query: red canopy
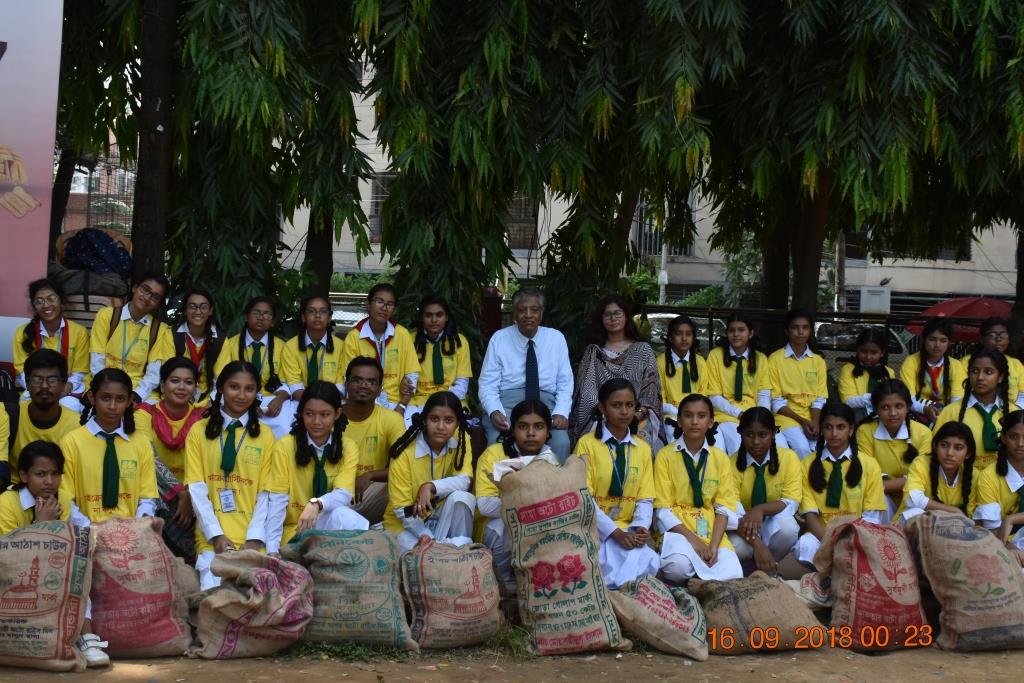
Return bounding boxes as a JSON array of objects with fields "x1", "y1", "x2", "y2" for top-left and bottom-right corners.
[{"x1": 904, "y1": 296, "x2": 1012, "y2": 342}]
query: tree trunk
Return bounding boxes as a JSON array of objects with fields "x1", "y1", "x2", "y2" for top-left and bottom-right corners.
[
  {"x1": 760, "y1": 223, "x2": 790, "y2": 309},
  {"x1": 49, "y1": 142, "x2": 78, "y2": 261},
  {"x1": 305, "y1": 210, "x2": 335, "y2": 293},
  {"x1": 1010, "y1": 227, "x2": 1024, "y2": 356},
  {"x1": 790, "y1": 169, "x2": 834, "y2": 311},
  {"x1": 131, "y1": 0, "x2": 178, "y2": 279}
]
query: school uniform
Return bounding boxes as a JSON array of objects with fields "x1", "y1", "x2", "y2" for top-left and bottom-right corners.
[
  {"x1": 8, "y1": 403, "x2": 80, "y2": 484},
  {"x1": 134, "y1": 403, "x2": 206, "y2": 483},
  {"x1": 0, "y1": 410, "x2": 6, "y2": 484},
  {"x1": 897, "y1": 455, "x2": 977, "y2": 522},
  {"x1": 658, "y1": 349, "x2": 708, "y2": 424},
  {"x1": 0, "y1": 487, "x2": 89, "y2": 535},
  {"x1": 974, "y1": 462, "x2": 1024, "y2": 549},
  {"x1": 281, "y1": 332, "x2": 346, "y2": 395},
  {"x1": 1005, "y1": 355, "x2": 1024, "y2": 409},
  {"x1": 796, "y1": 448, "x2": 887, "y2": 563},
  {"x1": 89, "y1": 305, "x2": 174, "y2": 400},
  {"x1": 341, "y1": 319, "x2": 420, "y2": 410},
  {"x1": 654, "y1": 438, "x2": 743, "y2": 582},
  {"x1": 898, "y1": 354, "x2": 966, "y2": 415},
  {"x1": 768, "y1": 344, "x2": 828, "y2": 459},
  {"x1": 58, "y1": 420, "x2": 159, "y2": 523},
  {"x1": 409, "y1": 333, "x2": 472, "y2": 420},
  {"x1": 837, "y1": 363, "x2": 897, "y2": 415},
  {"x1": 857, "y1": 419, "x2": 933, "y2": 516},
  {"x1": 727, "y1": 448, "x2": 802, "y2": 569},
  {"x1": 265, "y1": 434, "x2": 368, "y2": 554},
  {"x1": 704, "y1": 346, "x2": 771, "y2": 455},
  {"x1": 384, "y1": 433, "x2": 475, "y2": 552},
  {"x1": 214, "y1": 331, "x2": 293, "y2": 437},
  {"x1": 345, "y1": 404, "x2": 407, "y2": 524},
  {"x1": 575, "y1": 428, "x2": 660, "y2": 588},
  {"x1": 933, "y1": 397, "x2": 1018, "y2": 473},
  {"x1": 14, "y1": 317, "x2": 90, "y2": 410},
  {"x1": 185, "y1": 412, "x2": 276, "y2": 589},
  {"x1": 171, "y1": 323, "x2": 222, "y2": 399}
]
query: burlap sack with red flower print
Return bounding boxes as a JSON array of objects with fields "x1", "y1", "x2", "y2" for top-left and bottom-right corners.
[
  {"x1": 905, "y1": 511, "x2": 1024, "y2": 650},
  {"x1": 499, "y1": 456, "x2": 630, "y2": 655},
  {"x1": 814, "y1": 516, "x2": 927, "y2": 652}
]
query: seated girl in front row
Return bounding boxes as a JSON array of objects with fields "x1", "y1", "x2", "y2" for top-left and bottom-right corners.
[
  {"x1": 574, "y1": 378, "x2": 660, "y2": 589},
  {"x1": 655, "y1": 394, "x2": 743, "y2": 583},
  {"x1": 0, "y1": 442, "x2": 108, "y2": 667},
  {"x1": 796, "y1": 402, "x2": 887, "y2": 564},
  {"x1": 265, "y1": 381, "x2": 368, "y2": 554},
  {"x1": 384, "y1": 391, "x2": 475, "y2": 552},
  {"x1": 898, "y1": 422, "x2": 977, "y2": 522},
  {"x1": 974, "y1": 411, "x2": 1024, "y2": 565},
  {"x1": 727, "y1": 408, "x2": 802, "y2": 575},
  {"x1": 475, "y1": 399, "x2": 558, "y2": 592}
]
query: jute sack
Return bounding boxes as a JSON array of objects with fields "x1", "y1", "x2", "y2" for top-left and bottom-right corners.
[
  {"x1": 283, "y1": 530, "x2": 418, "y2": 651},
  {"x1": 906, "y1": 511, "x2": 1024, "y2": 650},
  {"x1": 401, "y1": 537, "x2": 503, "y2": 649},
  {"x1": 690, "y1": 571, "x2": 820, "y2": 654},
  {"x1": 610, "y1": 575, "x2": 708, "y2": 660},
  {"x1": 90, "y1": 517, "x2": 193, "y2": 657},
  {"x1": 0, "y1": 522, "x2": 93, "y2": 672},
  {"x1": 814, "y1": 517, "x2": 926, "y2": 651},
  {"x1": 499, "y1": 456, "x2": 630, "y2": 655},
  {"x1": 189, "y1": 551, "x2": 313, "y2": 659}
]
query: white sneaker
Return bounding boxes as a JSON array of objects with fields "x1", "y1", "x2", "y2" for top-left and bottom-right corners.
[{"x1": 76, "y1": 633, "x2": 110, "y2": 667}]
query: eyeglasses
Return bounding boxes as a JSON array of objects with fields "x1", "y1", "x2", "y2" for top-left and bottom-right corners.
[
  {"x1": 370, "y1": 298, "x2": 396, "y2": 310},
  {"x1": 136, "y1": 283, "x2": 163, "y2": 302},
  {"x1": 32, "y1": 294, "x2": 60, "y2": 308},
  {"x1": 305, "y1": 308, "x2": 330, "y2": 317},
  {"x1": 249, "y1": 310, "x2": 274, "y2": 320},
  {"x1": 986, "y1": 331, "x2": 1009, "y2": 340},
  {"x1": 347, "y1": 376, "x2": 381, "y2": 387},
  {"x1": 186, "y1": 303, "x2": 211, "y2": 312},
  {"x1": 28, "y1": 375, "x2": 63, "y2": 387},
  {"x1": 602, "y1": 310, "x2": 625, "y2": 320}
]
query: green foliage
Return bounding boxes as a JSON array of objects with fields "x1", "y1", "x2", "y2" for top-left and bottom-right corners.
[
  {"x1": 330, "y1": 267, "x2": 396, "y2": 293},
  {"x1": 721, "y1": 239, "x2": 762, "y2": 307},
  {"x1": 680, "y1": 285, "x2": 726, "y2": 308}
]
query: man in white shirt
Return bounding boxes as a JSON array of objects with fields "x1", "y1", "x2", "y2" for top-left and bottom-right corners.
[{"x1": 478, "y1": 287, "x2": 574, "y2": 461}]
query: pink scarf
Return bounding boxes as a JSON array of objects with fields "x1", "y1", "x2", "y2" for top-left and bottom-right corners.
[{"x1": 136, "y1": 402, "x2": 205, "y2": 450}]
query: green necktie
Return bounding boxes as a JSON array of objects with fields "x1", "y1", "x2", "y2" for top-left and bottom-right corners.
[
  {"x1": 733, "y1": 356, "x2": 744, "y2": 401},
  {"x1": 221, "y1": 420, "x2": 242, "y2": 481},
  {"x1": 250, "y1": 341, "x2": 264, "y2": 378},
  {"x1": 1018, "y1": 488, "x2": 1024, "y2": 514},
  {"x1": 973, "y1": 404, "x2": 1000, "y2": 452},
  {"x1": 607, "y1": 438, "x2": 627, "y2": 498},
  {"x1": 682, "y1": 448, "x2": 708, "y2": 507},
  {"x1": 101, "y1": 432, "x2": 120, "y2": 509},
  {"x1": 432, "y1": 337, "x2": 444, "y2": 385},
  {"x1": 867, "y1": 372, "x2": 878, "y2": 394},
  {"x1": 307, "y1": 342, "x2": 322, "y2": 384},
  {"x1": 682, "y1": 360, "x2": 692, "y2": 393},
  {"x1": 826, "y1": 458, "x2": 844, "y2": 508},
  {"x1": 312, "y1": 448, "x2": 329, "y2": 498},
  {"x1": 751, "y1": 463, "x2": 767, "y2": 507}
]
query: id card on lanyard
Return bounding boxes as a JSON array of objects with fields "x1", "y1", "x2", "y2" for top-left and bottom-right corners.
[
  {"x1": 121, "y1": 319, "x2": 146, "y2": 369},
  {"x1": 218, "y1": 430, "x2": 247, "y2": 513},
  {"x1": 690, "y1": 454, "x2": 710, "y2": 537}
]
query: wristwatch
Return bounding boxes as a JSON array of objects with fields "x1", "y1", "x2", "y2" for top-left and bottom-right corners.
[{"x1": 309, "y1": 497, "x2": 323, "y2": 511}]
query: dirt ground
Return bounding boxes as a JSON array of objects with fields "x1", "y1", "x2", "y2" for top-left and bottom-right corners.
[{"x1": 11, "y1": 647, "x2": 1024, "y2": 683}]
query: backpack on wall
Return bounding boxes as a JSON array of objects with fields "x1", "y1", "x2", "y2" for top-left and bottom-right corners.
[{"x1": 63, "y1": 227, "x2": 132, "y2": 279}]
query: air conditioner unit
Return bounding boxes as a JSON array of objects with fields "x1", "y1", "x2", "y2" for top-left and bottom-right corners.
[{"x1": 859, "y1": 286, "x2": 891, "y2": 315}]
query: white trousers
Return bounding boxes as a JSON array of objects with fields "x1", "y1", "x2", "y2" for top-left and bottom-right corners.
[
  {"x1": 659, "y1": 531, "x2": 743, "y2": 583},
  {"x1": 258, "y1": 395, "x2": 297, "y2": 438},
  {"x1": 397, "y1": 490, "x2": 476, "y2": 553},
  {"x1": 599, "y1": 537, "x2": 660, "y2": 589},
  {"x1": 779, "y1": 426, "x2": 814, "y2": 459},
  {"x1": 483, "y1": 517, "x2": 515, "y2": 591},
  {"x1": 716, "y1": 422, "x2": 741, "y2": 456},
  {"x1": 728, "y1": 515, "x2": 800, "y2": 570}
]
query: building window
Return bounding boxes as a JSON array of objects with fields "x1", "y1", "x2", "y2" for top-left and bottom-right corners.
[
  {"x1": 506, "y1": 193, "x2": 539, "y2": 250},
  {"x1": 368, "y1": 174, "x2": 394, "y2": 244},
  {"x1": 634, "y1": 204, "x2": 690, "y2": 257}
]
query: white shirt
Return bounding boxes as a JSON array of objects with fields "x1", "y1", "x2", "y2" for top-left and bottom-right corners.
[
  {"x1": 874, "y1": 421, "x2": 909, "y2": 441},
  {"x1": 176, "y1": 322, "x2": 219, "y2": 346},
  {"x1": 478, "y1": 325, "x2": 573, "y2": 418},
  {"x1": 783, "y1": 343, "x2": 813, "y2": 361}
]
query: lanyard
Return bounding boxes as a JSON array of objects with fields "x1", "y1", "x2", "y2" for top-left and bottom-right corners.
[
  {"x1": 36, "y1": 321, "x2": 68, "y2": 358},
  {"x1": 427, "y1": 447, "x2": 450, "y2": 481},
  {"x1": 218, "y1": 426, "x2": 248, "y2": 466},
  {"x1": 121, "y1": 318, "x2": 146, "y2": 368}
]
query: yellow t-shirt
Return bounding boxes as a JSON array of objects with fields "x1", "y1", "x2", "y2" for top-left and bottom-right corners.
[
  {"x1": 730, "y1": 447, "x2": 804, "y2": 510},
  {"x1": 856, "y1": 419, "x2": 933, "y2": 480},
  {"x1": 58, "y1": 425, "x2": 158, "y2": 523},
  {"x1": 268, "y1": 434, "x2": 360, "y2": 545},
  {"x1": 703, "y1": 347, "x2": 771, "y2": 424},
  {"x1": 1006, "y1": 356, "x2": 1024, "y2": 403},
  {"x1": 974, "y1": 463, "x2": 1022, "y2": 519},
  {"x1": 184, "y1": 417, "x2": 277, "y2": 552},
  {"x1": 798, "y1": 453, "x2": 887, "y2": 527},
  {"x1": 383, "y1": 434, "x2": 473, "y2": 534},
  {"x1": 898, "y1": 354, "x2": 967, "y2": 404},
  {"x1": 214, "y1": 333, "x2": 287, "y2": 391},
  {"x1": 13, "y1": 319, "x2": 91, "y2": 381},
  {"x1": 933, "y1": 400, "x2": 1019, "y2": 472},
  {"x1": 0, "y1": 409, "x2": 7, "y2": 479},
  {"x1": 341, "y1": 320, "x2": 420, "y2": 406},
  {"x1": 653, "y1": 441, "x2": 737, "y2": 549},
  {"x1": 345, "y1": 405, "x2": 408, "y2": 477},
  {"x1": 134, "y1": 404, "x2": 205, "y2": 483},
  {"x1": 9, "y1": 403, "x2": 81, "y2": 484},
  {"x1": 411, "y1": 333, "x2": 473, "y2": 406},
  {"x1": 281, "y1": 334, "x2": 346, "y2": 389},
  {"x1": 575, "y1": 431, "x2": 655, "y2": 529},
  {"x1": 89, "y1": 306, "x2": 174, "y2": 386},
  {"x1": 837, "y1": 363, "x2": 898, "y2": 404},
  {"x1": 0, "y1": 488, "x2": 75, "y2": 536},
  {"x1": 659, "y1": 351, "x2": 708, "y2": 420},
  {"x1": 474, "y1": 442, "x2": 510, "y2": 501},
  {"x1": 767, "y1": 347, "x2": 828, "y2": 430},
  {"x1": 897, "y1": 455, "x2": 977, "y2": 518}
]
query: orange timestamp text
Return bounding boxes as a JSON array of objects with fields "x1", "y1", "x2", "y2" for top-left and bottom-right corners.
[{"x1": 707, "y1": 624, "x2": 934, "y2": 651}]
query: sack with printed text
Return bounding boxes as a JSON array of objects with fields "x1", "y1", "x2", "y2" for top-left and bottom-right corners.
[
  {"x1": 0, "y1": 522, "x2": 93, "y2": 672},
  {"x1": 499, "y1": 456, "x2": 630, "y2": 655},
  {"x1": 610, "y1": 575, "x2": 708, "y2": 660}
]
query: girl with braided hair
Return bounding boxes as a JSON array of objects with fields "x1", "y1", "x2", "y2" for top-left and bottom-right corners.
[
  {"x1": 897, "y1": 422, "x2": 977, "y2": 523},
  {"x1": 974, "y1": 411, "x2": 1024, "y2": 567},
  {"x1": 899, "y1": 318, "x2": 967, "y2": 424}
]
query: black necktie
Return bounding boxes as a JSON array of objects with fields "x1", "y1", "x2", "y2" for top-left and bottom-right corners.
[{"x1": 525, "y1": 339, "x2": 540, "y2": 400}]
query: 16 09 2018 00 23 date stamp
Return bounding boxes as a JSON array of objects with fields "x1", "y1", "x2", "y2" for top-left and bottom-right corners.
[{"x1": 707, "y1": 624, "x2": 934, "y2": 651}]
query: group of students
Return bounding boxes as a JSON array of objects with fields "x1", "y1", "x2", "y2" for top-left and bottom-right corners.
[{"x1": 4, "y1": 272, "x2": 1024, "y2": 665}]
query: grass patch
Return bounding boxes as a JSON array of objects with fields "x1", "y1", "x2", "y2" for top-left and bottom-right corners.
[{"x1": 285, "y1": 640, "x2": 414, "y2": 662}]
